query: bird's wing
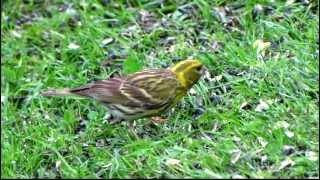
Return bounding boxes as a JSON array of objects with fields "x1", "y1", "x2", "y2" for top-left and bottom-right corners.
[
  {"x1": 123, "y1": 69, "x2": 180, "y2": 109},
  {"x1": 69, "y1": 69, "x2": 180, "y2": 109},
  {"x1": 69, "y1": 77, "x2": 138, "y2": 106}
]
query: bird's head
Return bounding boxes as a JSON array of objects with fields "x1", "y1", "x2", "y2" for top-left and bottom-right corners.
[{"x1": 170, "y1": 59, "x2": 205, "y2": 89}]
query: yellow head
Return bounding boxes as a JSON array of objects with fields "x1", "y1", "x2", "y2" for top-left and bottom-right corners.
[{"x1": 170, "y1": 59, "x2": 204, "y2": 89}]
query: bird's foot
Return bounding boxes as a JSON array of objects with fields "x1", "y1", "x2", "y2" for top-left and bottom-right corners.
[
  {"x1": 128, "y1": 121, "x2": 139, "y2": 139},
  {"x1": 150, "y1": 116, "x2": 167, "y2": 125}
]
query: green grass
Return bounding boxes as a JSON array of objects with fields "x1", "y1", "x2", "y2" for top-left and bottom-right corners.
[{"x1": 1, "y1": 0, "x2": 319, "y2": 178}]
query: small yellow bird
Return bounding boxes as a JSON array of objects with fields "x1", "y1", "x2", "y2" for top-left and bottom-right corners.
[{"x1": 42, "y1": 59, "x2": 204, "y2": 136}]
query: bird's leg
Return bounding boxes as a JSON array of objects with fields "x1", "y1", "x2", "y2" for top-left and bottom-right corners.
[
  {"x1": 128, "y1": 120, "x2": 139, "y2": 139},
  {"x1": 149, "y1": 116, "x2": 167, "y2": 125}
]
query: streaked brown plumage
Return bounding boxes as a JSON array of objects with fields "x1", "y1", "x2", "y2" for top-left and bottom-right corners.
[{"x1": 42, "y1": 59, "x2": 204, "y2": 137}]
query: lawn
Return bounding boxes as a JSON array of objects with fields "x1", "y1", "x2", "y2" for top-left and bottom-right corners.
[{"x1": 1, "y1": 0, "x2": 319, "y2": 178}]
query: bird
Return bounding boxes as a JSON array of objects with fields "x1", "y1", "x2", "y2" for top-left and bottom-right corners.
[{"x1": 42, "y1": 59, "x2": 205, "y2": 137}]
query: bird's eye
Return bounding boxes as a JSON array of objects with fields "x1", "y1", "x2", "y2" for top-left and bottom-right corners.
[{"x1": 196, "y1": 66, "x2": 202, "y2": 71}]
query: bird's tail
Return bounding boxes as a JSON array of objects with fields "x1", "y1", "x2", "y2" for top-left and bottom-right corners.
[{"x1": 41, "y1": 88, "x2": 74, "y2": 96}]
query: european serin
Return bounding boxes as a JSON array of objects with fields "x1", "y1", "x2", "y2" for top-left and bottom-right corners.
[{"x1": 42, "y1": 59, "x2": 204, "y2": 137}]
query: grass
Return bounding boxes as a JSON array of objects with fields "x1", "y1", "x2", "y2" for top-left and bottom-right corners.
[{"x1": 1, "y1": 0, "x2": 319, "y2": 178}]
